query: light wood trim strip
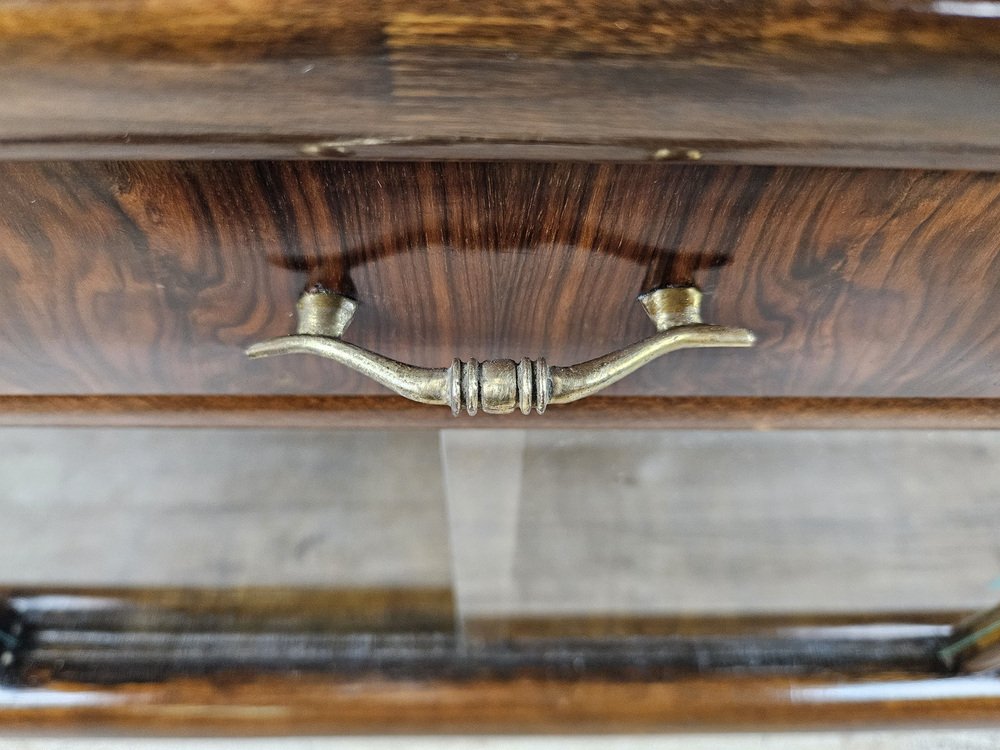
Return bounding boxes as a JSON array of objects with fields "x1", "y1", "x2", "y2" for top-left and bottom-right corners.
[{"x1": 0, "y1": 396, "x2": 997, "y2": 429}]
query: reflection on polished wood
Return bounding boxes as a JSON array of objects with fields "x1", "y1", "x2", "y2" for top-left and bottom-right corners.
[
  {"x1": 4, "y1": 587, "x2": 999, "y2": 734},
  {"x1": 1, "y1": 1, "x2": 1000, "y2": 167},
  {"x1": 16, "y1": 672, "x2": 1000, "y2": 734},
  {"x1": 1, "y1": 586, "x2": 456, "y2": 634},
  {"x1": 0, "y1": 162, "x2": 998, "y2": 403}
]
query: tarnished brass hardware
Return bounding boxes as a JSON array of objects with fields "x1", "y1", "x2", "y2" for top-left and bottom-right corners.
[
  {"x1": 246, "y1": 286, "x2": 755, "y2": 416},
  {"x1": 939, "y1": 602, "x2": 1000, "y2": 674}
]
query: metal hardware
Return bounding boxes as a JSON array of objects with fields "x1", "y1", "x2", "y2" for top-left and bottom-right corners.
[
  {"x1": 939, "y1": 602, "x2": 1000, "y2": 674},
  {"x1": 246, "y1": 286, "x2": 755, "y2": 416}
]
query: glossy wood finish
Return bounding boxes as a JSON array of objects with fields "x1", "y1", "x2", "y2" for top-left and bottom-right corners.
[
  {"x1": 0, "y1": 162, "x2": 998, "y2": 405},
  {"x1": 5, "y1": 587, "x2": 997, "y2": 734},
  {"x1": 0, "y1": 396, "x2": 999, "y2": 429},
  {"x1": 1, "y1": 2, "x2": 1000, "y2": 167},
  {"x1": 16, "y1": 673, "x2": 1000, "y2": 734},
  {"x1": 2, "y1": 587, "x2": 456, "y2": 634},
  {"x1": 8, "y1": 669, "x2": 1000, "y2": 735}
]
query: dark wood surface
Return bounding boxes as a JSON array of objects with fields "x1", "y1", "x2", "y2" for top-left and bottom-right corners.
[
  {"x1": 1, "y1": 1, "x2": 1000, "y2": 167},
  {"x1": 4, "y1": 586, "x2": 995, "y2": 734},
  {"x1": 1, "y1": 396, "x2": 999, "y2": 429},
  {"x1": 0, "y1": 161, "x2": 998, "y2": 405}
]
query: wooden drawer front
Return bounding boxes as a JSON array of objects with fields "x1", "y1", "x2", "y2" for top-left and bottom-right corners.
[{"x1": 0, "y1": 161, "x2": 997, "y2": 398}]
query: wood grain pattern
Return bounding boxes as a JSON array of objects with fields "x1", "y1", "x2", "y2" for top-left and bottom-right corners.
[
  {"x1": 0, "y1": 161, "x2": 997, "y2": 406},
  {"x1": 2, "y1": 587, "x2": 989, "y2": 734},
  {"x1": 0, "y1": 1, "x2": 1000, "y2": 167}
]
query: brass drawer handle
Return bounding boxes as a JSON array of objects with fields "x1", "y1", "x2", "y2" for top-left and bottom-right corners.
[{"x1": 246, "y1": 286, "x2": 755, "y2": 415}]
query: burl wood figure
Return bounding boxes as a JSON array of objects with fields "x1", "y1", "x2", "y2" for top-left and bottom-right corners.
[{"x1": 0, "y1": 0, "x2": 999, "y2": 737}]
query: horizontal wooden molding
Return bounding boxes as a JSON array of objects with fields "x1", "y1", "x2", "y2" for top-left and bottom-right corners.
[
  {"x1": 0, "y1": 396, "x2": 997, "y2": 429},
  {"x1": 1, "y1": 2, "x2": 999, "y2": 166}
]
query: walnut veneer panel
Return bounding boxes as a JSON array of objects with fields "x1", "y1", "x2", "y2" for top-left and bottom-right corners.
[
  {"x1": 1, "y1": 1, "x2": 1000, "y2": 167},
  {"x1": 0, "y1": 161, "x2": 997, "y2": 398}
]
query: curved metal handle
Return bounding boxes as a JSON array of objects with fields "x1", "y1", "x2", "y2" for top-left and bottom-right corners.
[{"x1": 246, "y1": 286, "x2": 755, "y2": 416}]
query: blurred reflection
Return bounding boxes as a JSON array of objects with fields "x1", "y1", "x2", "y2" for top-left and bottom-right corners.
[
  {"x1": 2, "y1": 428, "x2": 998, "y2": 633},
  {"x1": 443, "y1": 431, "x2": 1000, "y2": 628},
  {"x1": 0, "y1": 429, "x2": 450, "y2": 588}
]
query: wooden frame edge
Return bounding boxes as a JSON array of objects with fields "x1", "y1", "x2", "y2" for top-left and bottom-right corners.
[{"x1": 0, "y1": 396, "x2": 996, "y2": 429}]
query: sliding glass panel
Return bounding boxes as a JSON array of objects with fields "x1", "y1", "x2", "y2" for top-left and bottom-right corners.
[
  {"x1": 442, "y1": 430, "x2": 1000, "y2": 634},
  {"x1": 0, "y1": 428, "x2": 451, "y2": 590},
  {"x1": 5, "y1": 427, "x2": 998, "y2": 637}
]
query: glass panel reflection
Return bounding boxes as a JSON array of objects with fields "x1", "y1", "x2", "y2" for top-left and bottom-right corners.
[
  {"x1": 0, "y1": 429, "x2": 450, "y2": 589},
  {"x1": 443, "y1": 430, "x2": 1000, "y2": 627}
]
